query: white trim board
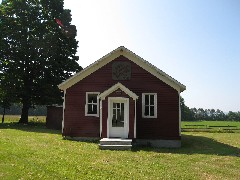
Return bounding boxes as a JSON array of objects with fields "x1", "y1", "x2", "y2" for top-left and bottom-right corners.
[
  {"x1": 58, "y1": 46, "x2": 186, "y2": 93},
  {"x1": 62, "y1": 90, "x2": 66, "y2": 134},
  {"x1": 142, "y1": 93, "x2": 157, "y2": 118},
  {"x1": 98, "y1": 82, "x2": 138, "y2": 101},
  {"x1": 85, "y1": 92, "x2": 100, "y2": 117}
]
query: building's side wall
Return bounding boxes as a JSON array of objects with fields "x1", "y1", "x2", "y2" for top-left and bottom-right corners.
[
  {"x1": 63, "y1": 55, "x2": 179, "y2": 139},
  {"x1": 46, "y1": 106, "x2": 63, "y2": 130},
  {"x1": 63, "y1": 87, "x2": 100, "y2": 137}
]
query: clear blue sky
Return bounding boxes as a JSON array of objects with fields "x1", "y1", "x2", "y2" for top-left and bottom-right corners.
[{"x1": 64, "y1": 0, "x2": 240, "y2": 112}]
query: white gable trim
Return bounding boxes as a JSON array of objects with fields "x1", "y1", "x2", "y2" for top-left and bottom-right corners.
[
  {"x1": 98, "y1": 82, "x2": 138, "y2": 100},
  {"x1": 58, "y1": 48, "x2": 122, "y2": 90},
  {"x1": 122, "y1": 49, "x2": 185, "y2": 93},
  {"x1": 58, "y1": 46, "x2": 186, "y2": 92}
]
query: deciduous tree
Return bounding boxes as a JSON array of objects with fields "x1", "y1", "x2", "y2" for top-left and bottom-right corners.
[{"x1": 0, "y1": 0, "x2": 81, "y2": 123}]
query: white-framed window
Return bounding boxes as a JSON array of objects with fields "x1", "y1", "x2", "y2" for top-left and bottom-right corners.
[
  {"x1": 85, "y1": 92, "x2": 100, "y2": 117},
  {"x1": 142, "y1": 93, "x2": 157, "y2": 118}
]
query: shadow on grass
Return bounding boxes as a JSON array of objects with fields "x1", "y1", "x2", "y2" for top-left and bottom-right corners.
[
  {"x1": 132, "y1": 134, "x2": 240, "y2": 157},
  {"x1": 1, "y1": 123, "x2": 239, "y2": 156},
  {"x1": 62, "y1": 137, "x2": 100, "y2": 144},
  {"x1": 0, "y1": 122, "x2": 61, "y2": 135}
]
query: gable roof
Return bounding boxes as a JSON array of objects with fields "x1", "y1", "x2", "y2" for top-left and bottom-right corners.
[
  {"x1": 98, "y1": 82, "x2": 138, "y2": 100},
  {"x1": 58, "y1": 46, "x2": 186, "y2": 93}
]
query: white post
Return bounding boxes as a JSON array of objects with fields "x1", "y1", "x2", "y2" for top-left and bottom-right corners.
[
  {"x1": 179, "y1": 93, "x2": 181, "y2": 136},
  {"x1": 62, "y1": 90, "x2": 66, "y2": 134}
]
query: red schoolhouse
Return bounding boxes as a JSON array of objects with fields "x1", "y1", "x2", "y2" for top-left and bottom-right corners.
[{"x1": 58, "y1": 46, "x2": 186, "y2": 147}]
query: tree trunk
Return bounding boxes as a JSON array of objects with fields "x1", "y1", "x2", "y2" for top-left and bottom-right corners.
[
  {"x1": 19, "y1": 98, "x2": 30, "y2": 124},
  {"x1": 2, "y1": 107, "x2": 5, "y2": 124}
]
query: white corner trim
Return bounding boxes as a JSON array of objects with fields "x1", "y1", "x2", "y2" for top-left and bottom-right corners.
[
  {"x1": 58, "y1": 46, "x2": 186, "y2": 92},
  {"x1": 107, "y1": 98, "x2": 110, "y2": 138},
  {"x1": 85, "y1": 92, "x2": 100, "y2": 117},
  {"x1": 62, "y1": 90, "x2": 66, "y2": 134},
  {"x1": 58, "y1": 48, "x2": 122, "y2": 90},
  {"x1": 134, "y1": 100, "x2": 136, "y2": 138},
  {"x1": 98, "y1": 82, "x2": 138, "y2": 100},
  {"x1": 100, "y1": 99, "x2": 102, "y2": 137},
  {"x1": 179, "y1": 93, "x2": 181, "y2": 136},
  {"x1": 123, "y1": 51, "x2": 185, "y2": 93}
]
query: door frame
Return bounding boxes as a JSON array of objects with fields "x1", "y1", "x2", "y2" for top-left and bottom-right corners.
[{"x1": 107, "y1": 97, "x2": 129, "y2": 138}]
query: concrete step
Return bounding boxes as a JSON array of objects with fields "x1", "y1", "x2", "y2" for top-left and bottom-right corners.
[
  {"x1": 99, "y1": 138, "x2": 132, "y2": 150},
  {"x1": 100, "y1": 138, "x2": 132, "y2": 145},
  {"x1": 99, "y1": 144, "x2": 132, "y2": 150}
]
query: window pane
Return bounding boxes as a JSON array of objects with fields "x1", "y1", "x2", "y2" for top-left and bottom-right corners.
[
  {"x1": 145, "y1": 95, "x2": 149, "y2": 105},
  {"x1": 113, "y1": 103, "x2": 116, "y2": 108},
  {"x1": 144, "y1": 106, "x2": 149, "y2": 116},
  {"x1": 150, "y1": 95, "x2": 154, "y2": 105},
  {"x1": 88, "y1": 104, "x2": 97, "y2": 114},
  {"x1": 112, "y1": 103, "x2": 124, "y2": 127},
  {"x1": 88, "y1": 94, "x2": 97, "y2": 103},
  {"x1": 121, "y1": 103, "x2": 124, "y2": 114},
  {"x1": 117, "y1": 109, "x2": 120, "y2": 120},
  {"x1": 150, "y1": 106, "x2": 155, "y2": 116},
  {"x1": 92, "y1": 104, "x2": 97, "y2": 114},
  {"x1": 112, "y1": 112, "x2": 117, "y2": 127},
  {"x1": 117, "y1": 103, "x2": 120, "y2": 108},
  {"x1": 121, "y1": 103, "x2": 124, "y2": 123},
  {"x1": 88, "y1": 104, "x2": 93, "y2": 114}
]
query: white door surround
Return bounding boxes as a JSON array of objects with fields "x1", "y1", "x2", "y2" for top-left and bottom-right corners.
[
  {"x1": 108, "y1": 97, "x2": 129, "y2": 138},
  {"x1": 98, "y1": 82, "x2": 138, "y2": 139}
]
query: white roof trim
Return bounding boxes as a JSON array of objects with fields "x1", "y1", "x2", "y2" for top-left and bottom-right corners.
[
  {"x1": 58, "y1": 46, "x2": 186, "y2": 92},
  {"x1": 98, "y1": 82, "x2": 138, "y2": 100}
]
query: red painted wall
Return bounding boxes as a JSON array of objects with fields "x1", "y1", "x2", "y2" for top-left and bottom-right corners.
[{"x1": 63, "y1": 55, "x2": 180, "y2": 139}]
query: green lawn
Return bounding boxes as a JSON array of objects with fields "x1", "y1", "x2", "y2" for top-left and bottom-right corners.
[
  {"x1": 182, "y1": 121, "x2": 240, "y2": 132},
  {"x1": 0, "y1": 122, "x2": 239, "y2": 179},
  {"x1": 1, "y1": 115, "x2": 46, "y2": 123},
  {"x1": 182, "y1": 120, "x2": 240, "y2": 127}
]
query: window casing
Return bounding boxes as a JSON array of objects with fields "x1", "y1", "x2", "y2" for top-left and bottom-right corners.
[
  {"x1": 142, "y1": 93, "x2": 157, "y2": 118},
  {"x1": 85, "y1": 92, "x2": 100, "y2": 117}
]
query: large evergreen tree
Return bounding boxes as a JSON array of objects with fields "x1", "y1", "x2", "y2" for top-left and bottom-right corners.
[{"x1": 0, "y1": 0, "x2": 81, "y2": 123}]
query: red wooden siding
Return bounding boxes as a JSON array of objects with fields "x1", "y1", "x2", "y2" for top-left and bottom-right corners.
[
  {"x1": 63, "y1": 55, "x2": 180, "y2": 139},
  {"x1": 128, "y1": 99, "x2": 135, "y2": 139},
  {"x1": 101, "y1": 98, "x2": 107, "y2": 137}
]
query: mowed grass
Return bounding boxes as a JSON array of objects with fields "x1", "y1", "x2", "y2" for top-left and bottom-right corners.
[
  {"x1": 1, "y1": 115, "x2": 46, "y2": 124},
  {"x1": 182, "y1": 121, "x2": 240, "y2": 127},
  {"x1": 182, "y1": 121, "x2": 240, "y2": 133},
  {"x1": 0, "y1": 122, "x2": 240, "y2": 179}
]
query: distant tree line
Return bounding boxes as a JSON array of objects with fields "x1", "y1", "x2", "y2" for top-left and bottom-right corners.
[
  {"x1": 180, "y1": 97, "x2": 240, "y2": 121},
  {"x1": 1, "y1": 97, "x2": 239, "y2": 121},
  {"x1": 0, "y1": 104, "x2": 46, "y2": 116}
]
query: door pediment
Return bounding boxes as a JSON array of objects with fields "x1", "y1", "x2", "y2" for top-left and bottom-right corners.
[{"x1": 98, "y1": 82, "x2": 138, "y2": 100}]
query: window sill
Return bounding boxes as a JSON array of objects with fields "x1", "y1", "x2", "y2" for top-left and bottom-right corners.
[
  {"x1": 85, "y1": 114, "x2": 99, "y2": 117},
  {"x1": 142, "y1": 116, "x2": 157, "y2": 119}
]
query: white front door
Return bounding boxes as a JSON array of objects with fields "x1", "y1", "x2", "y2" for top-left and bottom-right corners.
[{"x1": 109, "y1": 98, "x2": 129, "y2": 138}]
